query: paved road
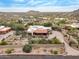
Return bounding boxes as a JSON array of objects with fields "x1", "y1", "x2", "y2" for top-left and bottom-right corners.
[
  {"x1": 0, "y1": 55, "x2": 79, "y2": 59},
  {"x1": 48, "y1": 31, "x2": 79, "y2": 56}
]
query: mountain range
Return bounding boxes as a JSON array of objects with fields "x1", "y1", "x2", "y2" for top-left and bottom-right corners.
[{"x1": 0, "y1": 9, "x2": 79, "y2": 20}]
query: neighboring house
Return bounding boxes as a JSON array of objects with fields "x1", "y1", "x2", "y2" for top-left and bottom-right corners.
[
  {"x1": 34, "y1": 17, "x2": 49, "y2": 23},
  {"x1": 54, "y1": 18, "x2": 68, "y2": 23},
  {"x1": 18, "y1": 17, "x2": 49, "y2": 25},
  {"x1": 27, "y1": 25, "x2": 52, "y2": 36},
  {"x1": 71, "y1": 23, "x2": 79, "y2": 28},
  {"x1": 54, "y1": 18, "x2": 67, "y2": 20},
  {"x1": 70, "y1": 20, "x2": 78, "y2": 23},
  {"x1": 18, "y1": 17, "x2": 36, "y2": 23},
  {"x1": 0, "y1": 26, "x2": 11, "y2": 34},
  {"x1": 65, "y1": 23, "x2": 79, "y2": 29},
  {"x1": 0, "y1": 26, "x2": 16, "y2": 40}
]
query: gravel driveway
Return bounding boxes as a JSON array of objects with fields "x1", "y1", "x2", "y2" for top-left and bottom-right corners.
[{"x1": 48, "y1": 31, "x2": 79, "y2": 56}]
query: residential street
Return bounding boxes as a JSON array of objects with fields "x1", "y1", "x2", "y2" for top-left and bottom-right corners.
[{"x1": 48, "y1": 31, "x2": 79, "y2": 56}]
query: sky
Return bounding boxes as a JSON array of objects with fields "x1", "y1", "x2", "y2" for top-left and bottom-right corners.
[{"x1": 0, "y1": 0, "x2": 79, "y2": 12}]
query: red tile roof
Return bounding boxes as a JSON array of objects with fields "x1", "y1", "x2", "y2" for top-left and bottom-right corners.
[
  {"x1": 33, "y1": 28, "x2": 48, "y2": 34},
  {"x1": 0, "y1": 27, "x2": 11, "y2": 32}
]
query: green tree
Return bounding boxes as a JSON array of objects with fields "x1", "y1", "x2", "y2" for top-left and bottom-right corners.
[
  {"x1": 4, "y1": 21, "x2": 25, "y2": 31},
  {"x1": 23, "y1": 44, "x2": 32, "y2": 53},
  {"x1": 0, "y1": 40, "x2": 8, "y2": 45},
  {"x1": 29, "y1": 39, "x2": 37, "y2": 44},
  {"x1": 38, "y1": 39, "x2": 48, "y2": 44},
  {"x1": 42, "y1": 22, "x2": 52, "y2": 27},
  {"x1": 51, "y1": 37, "x2": 62, "y2": 44},
  {"x1": 12, "y1": 24, "x2": 25, "y2": 30}
]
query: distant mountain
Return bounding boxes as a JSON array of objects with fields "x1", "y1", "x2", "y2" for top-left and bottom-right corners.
[
  {"x1": 25, "y1": 10, "x2": 41, "y2": 16},
  {"x1": 66, "y1": 9, "x2": 79, "y2": 20},
  {"x1": 27, "y1": 10, "x2": 40, "y2": 13},
  {"x1": 73, "y1": 9, "x2": 79, "y2": 13},
  {"x1": 0, "y1": 9, "x2": 79, "y2": 20}
]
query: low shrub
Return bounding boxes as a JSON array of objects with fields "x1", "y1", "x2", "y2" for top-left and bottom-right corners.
[{"x1": 23, "y1": 44, "x2": 32, "y2": 53}]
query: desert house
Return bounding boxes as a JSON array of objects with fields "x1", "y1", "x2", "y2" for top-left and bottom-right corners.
[
  {"x1": 0, "y1": 26, "x2": 15, "y2": 40},
  {"x1": 27, "y1": 25, "x2": 52, "y2": 36}
]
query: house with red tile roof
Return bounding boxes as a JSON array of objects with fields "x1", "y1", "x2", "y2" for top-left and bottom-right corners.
[
  {"x1": 27, "y1": 25, "x2": 51, "y2": 36},
  {"x1": 0, "y1": 26, "x2": 15, "y2": 40}
]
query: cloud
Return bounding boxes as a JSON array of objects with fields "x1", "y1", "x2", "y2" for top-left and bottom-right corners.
[
  {"x1": 13, "y1": 0, "x2": 25, "y2": 2},
  {"x1": 0, "y1": 0, "x2": 79, "y2": 12},
  {"x1": 0, "y1": 5, "x2": 78, "y2": 12}
]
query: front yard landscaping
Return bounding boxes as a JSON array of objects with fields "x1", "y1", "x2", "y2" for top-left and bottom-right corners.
[{"x1": 29, "y1": 37, "x2": 62, "y2": 44}]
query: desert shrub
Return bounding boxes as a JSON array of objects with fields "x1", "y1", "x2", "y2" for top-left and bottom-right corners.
[
  {"x1": 5, "y1": 48, "x2": 14, "y2": 54},
  {"x1": 53, "y1": 50, "x2": 58, "y2": 55},
  {"x1": 23, "y1": 44, "x2": 32, "y2": 53},
  {"x1": 0, "y1": 40, "x2": 8, "y2": 45}
]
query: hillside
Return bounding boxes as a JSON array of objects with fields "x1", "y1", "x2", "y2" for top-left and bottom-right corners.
[{"x1": 0, "y1": 9, "x2": 79, "y2": 20}]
